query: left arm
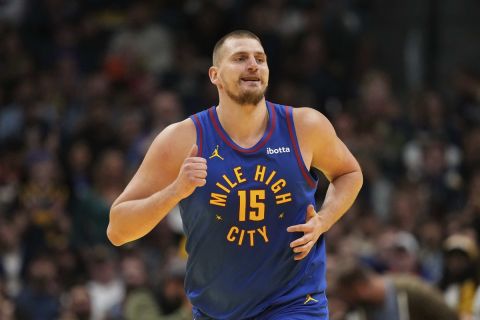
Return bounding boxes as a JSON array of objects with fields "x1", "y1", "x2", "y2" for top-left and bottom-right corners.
[{"x1": 287, "y1": 107, "x2": 363, "y2": 260}]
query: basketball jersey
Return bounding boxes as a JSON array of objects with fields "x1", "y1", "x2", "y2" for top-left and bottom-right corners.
[{"x1": 179, "y1": 101, "x2": 327, "y2": 319}]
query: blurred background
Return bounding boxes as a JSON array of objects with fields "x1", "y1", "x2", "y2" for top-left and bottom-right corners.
[{"x1": 1, "y1": 0, "x2": 480, "y2": 319}]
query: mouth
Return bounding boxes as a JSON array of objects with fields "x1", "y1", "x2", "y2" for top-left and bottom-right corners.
[{"x1": 240, "y1": 76, "x2": 261, "y2": 85}]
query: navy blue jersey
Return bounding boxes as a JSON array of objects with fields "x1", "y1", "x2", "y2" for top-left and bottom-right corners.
[{"x1": 179, "y1": 101, "x2": 326, "y2": 319}]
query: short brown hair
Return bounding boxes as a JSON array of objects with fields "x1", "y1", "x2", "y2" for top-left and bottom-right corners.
[
  {"x1": 212, "y1": 30, "x2": 262, "y2": 66},
  {"x1": 335, "y1": 259, "x2": 372, "y2": 288}
]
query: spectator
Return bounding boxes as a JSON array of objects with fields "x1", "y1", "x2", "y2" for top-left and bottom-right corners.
[
  {"x1": 71, "y1": 149, "x2": 126, "y2": 248},
  {"x1": 1, "y1": 1, "x2": 480, "y2": 318},
  {"x1": 333, "y1": 258, "x2": 458, "y2": 320},
  {"x1": 120, "y1": 253, "x2": 161, "y2": 320},
  {"x1": 60, "y1": 284, "x2": 91, "y2": 320},
  {"x1": 15, "y1": 255, "x2": 61, "y2": 320},
  {"x1": 417, "y1": 220, "x2": 445, "y2": 284},
  {"x1": 157, "y1": 258, "x2": 192, "y2": 320},
  {"x1": 441, "y1": 234, "x2": 480, "y2": 319},
  {"x1": 0, "y1": 218, "x2": 25, "y2": 297},
  {"x1": 107, "y1": 1, "x2": 173, "y2": 78},
  {"x1": 86, "y1": 246, "x2": 125, "y2": 320},
  {"x1": 0, "y1": 275, "x2": 15, "y2": 320}
]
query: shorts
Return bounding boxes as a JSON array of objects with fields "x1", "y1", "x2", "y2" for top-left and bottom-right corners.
[{"x1": 193, "y1": 291, "x2": 329, "y2": 320}]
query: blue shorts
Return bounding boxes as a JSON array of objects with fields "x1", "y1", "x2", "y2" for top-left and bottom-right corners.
[{"x1": 193, "y1": 291, "x2": 328, "y2": 320}]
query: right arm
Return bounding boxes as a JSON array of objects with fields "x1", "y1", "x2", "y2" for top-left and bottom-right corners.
[{"x1": 107, "y1": 119, "x2": 206, "y2": 246}]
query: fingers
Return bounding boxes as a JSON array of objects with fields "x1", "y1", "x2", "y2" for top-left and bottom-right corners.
[
  {"x1": 190, "y1": 177, "x2": 207, "y2": 187},
  {"x1": 189, "y1": 144, "x2": 198, "y2": 157},
  {"x1": 184, "y1": 156, "x2": 207, "y2": 164},
  {"x1": 287, "y1": 223, "x2": 313, "y2": 233},
  {"x1": 183, "y1": 161, "x2": 207, "y2": 171},
  {"x1": 289, "y1": 233, "x2": 313, "y2": 248},
  {"x1": 286, "y1": 205, "x2": 316, "y2": 233},
  {"x1": 294, "y1": 251, "x2": 310, "y2": 261},
  {"x1": 290, "y1": 236, "x2": 314, "y2": 261},
  {"x1": 288, "y1": 224, "x2": 313, "y2": 259},
  {"x1": 306, "y1": 204, "x2": 316, "y2": 220},
  {"x1": 184, "y1": 145, "x2": 207, "y2": 166},
  {"x1": 183, "y1": 161, "x2": 207, "y2": 187},
  {"x1": 198, "y1": 179, "x2": 207, "y2": 186},
  {"x1": 175, "y1": 145, "x2": 208, "y2": 198},
  {"x1": 188, "y1": 170, "x2": 207, "y2": 186},
  {"x1": 292, "y1": 240, "x2": 313, "y2": 253},
  {"x1": 287, "y1": 203, "x2": 319, "y2": 260},
  {"x1": 186, "y1": 144, "x2": 207, "y2": 163}
]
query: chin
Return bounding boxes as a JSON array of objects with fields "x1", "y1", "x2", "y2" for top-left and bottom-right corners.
[
  {"x1": 226, "y1": 88, "x2": 266, "y2": 106},
  {"x1": 238, "y1": 93, "x2": 264, "y2": 105}
]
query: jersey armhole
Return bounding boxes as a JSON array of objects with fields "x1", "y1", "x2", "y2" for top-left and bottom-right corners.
[
  {"x1": 285, "y1": 106, "x2": 318, "y2": 189},
  {"x1": 190, "y1": 114, "x2": 203, "y2": 157}
]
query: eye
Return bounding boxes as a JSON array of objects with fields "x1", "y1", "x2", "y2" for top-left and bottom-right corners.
[{"x1": 235, "y1": 56, "x2": 246, "y2": 62}]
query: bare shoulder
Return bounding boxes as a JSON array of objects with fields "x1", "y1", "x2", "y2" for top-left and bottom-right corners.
[
  {"x1": 150, "y1": 118, "x2": 197, "y2": 159},
  {"x1": 291, "y1": 107, "x2": 336, "y2": 147},
  {"x1": 291, "y1": 107, "x2": 360, "y2": 180},
  {"x1": 112, "y1": 118, "x2": 196, "y2": 205}
]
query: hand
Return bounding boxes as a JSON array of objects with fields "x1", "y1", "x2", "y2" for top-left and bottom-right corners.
[
  {"x1": 287, "y1": 204, "x2": 325, "y2": 260},
  {"x1": 173, "y1": 144, "x2": 207, "y2": 200}
]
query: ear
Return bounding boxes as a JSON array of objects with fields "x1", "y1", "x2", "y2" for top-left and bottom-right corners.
[{"x1": 209, "y1": 66, "x2": 221, "y2": 87}]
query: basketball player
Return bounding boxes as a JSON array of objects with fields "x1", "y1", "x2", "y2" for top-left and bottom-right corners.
[{"x1": 107, "y1": 30, "x2": 363, "y2": 319}]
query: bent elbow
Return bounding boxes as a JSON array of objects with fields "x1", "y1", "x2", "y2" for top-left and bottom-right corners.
[
  {"x1": 107, "y1": 208, "x2": 126, "y2": 246},
  {"x1": 356, "y1": 165, "x2": 364, "y2": 190},
  {"x1": 106, "y1": 225, "x2": 125, "y2": 246}
]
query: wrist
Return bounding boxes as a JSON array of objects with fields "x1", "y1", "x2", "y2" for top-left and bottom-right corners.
[
  {"x1": 316, "y1": 211, "x2": 332, "y2": 233},
  {"x1": 164, "y1": 181, "x2": 185, "y2": 203}
]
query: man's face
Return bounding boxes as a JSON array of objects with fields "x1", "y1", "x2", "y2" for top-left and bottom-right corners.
[
  {"x1": 211, "y1": 37, "x2": 269, "y2": 105},
  {"x1": 339, "y1": 282, "x2": 367, "y2": 306},
  {"x1": 445, "y1": 250, "x2": 471, "y2": 280}
]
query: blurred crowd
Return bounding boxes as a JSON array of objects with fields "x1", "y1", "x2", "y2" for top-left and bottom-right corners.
[{"x1": 1, "y1": 0, "x2": 480, "y2": 319}]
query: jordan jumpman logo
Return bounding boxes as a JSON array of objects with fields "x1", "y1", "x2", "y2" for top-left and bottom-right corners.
[
  {"x1": 304, "y1": 294, "x2": 319, "y2": 304},
  {"x1": 209, "y1": 145, "x2": 224, "y2": 160}
]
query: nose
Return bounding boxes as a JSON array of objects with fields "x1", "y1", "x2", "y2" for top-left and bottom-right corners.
[{"x1": 246, "y1": 56, "x2": 259, "y2": 71}]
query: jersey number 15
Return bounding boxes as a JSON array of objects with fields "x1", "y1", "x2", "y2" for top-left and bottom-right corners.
[{"x1": 237, "y1": 190, "x2": 265, "y2": 222}]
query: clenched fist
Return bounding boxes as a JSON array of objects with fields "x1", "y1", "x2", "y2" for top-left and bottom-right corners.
[{"x1": 173, "y1": 144, "x2": 207, "y2": 200}]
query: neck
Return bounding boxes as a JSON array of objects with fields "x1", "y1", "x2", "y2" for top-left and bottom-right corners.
[{"x1": 216, "y1": 97, "x2": 268, "y2": 148}]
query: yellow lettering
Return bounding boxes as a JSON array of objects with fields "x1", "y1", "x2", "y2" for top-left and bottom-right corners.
[
  {"x1": 226, "y1": 226, "x2": 269, "y2": 247},
  {"x1": 249, "y1": 190, "x2": 265, "y2": 221},
  {"x1": 271, "y1": 179, "x2": 286, "y2": 193},
  {"x1": 254, "y1": 165, "x2": 266, "y2": 182},
  {"x1": 247, "y1": 230, "x2": 255, "y2": 247},
  {"x1": 223, "y1": 175, "x2": 238, "y2": 189},
  {"x1": 257, "y1": 226, "x2": 269, "y2": 243},
  {"x1": 265, "y1": 170, "x2": 277, "y2": 185},
  {"x1": 227, "y1": 226, "x2": 239, "y2": 242},
  {"x1": 238, "y1": 190, "x2": 247, "y2": 221},
  {"x1": 216, "y1": 182, "x2": 230, "y2": 194},
  {"x1": 238, "y1": 229, "x2": 245, "y2": 245},
  {"x1": 234, "y1": 167, "x2": 246, "y2": 183},
  {"x1": 275, "y1": 193, "x2": 292, "y2": 204},
  {"x1": 210, "y1": 193, "x2": 227, "y2": 207}
]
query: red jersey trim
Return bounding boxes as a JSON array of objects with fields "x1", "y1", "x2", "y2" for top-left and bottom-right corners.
[
  {"x1": 192, "y1": 114, "x2": 203, "y2": 156},
  {"x1": 285, "y1": 106, "x2": 317, "y2": 189},
  {"x1": 208, "y1": 101, "x2": 277, "y2": 154}
]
